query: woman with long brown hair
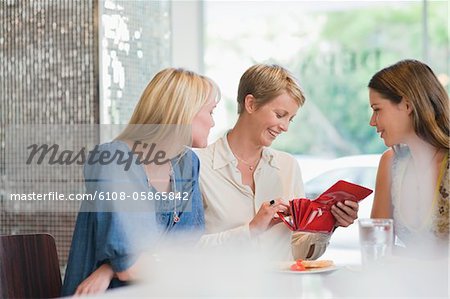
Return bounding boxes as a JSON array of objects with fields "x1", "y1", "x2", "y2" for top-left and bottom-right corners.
[{"x1": 369, "y1": 59, "x2": 449, "y2": 251}]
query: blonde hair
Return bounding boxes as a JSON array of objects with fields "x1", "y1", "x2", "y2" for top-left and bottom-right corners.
[
  {"x1": 116, "y1": 68, "x2": 219, "y2": 146},
  {"x1": 237, "y1": 64, "x2": 305, "y2": 114},
  {"x1": 368, "y1": 59, "x2": 449, "y2": 150}
]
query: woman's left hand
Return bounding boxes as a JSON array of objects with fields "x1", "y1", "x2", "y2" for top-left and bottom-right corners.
[{"x1": 331, "y1": 200, "x2": 359, "y2": 227}]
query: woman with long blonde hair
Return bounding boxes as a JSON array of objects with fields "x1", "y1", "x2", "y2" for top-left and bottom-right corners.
[{"x1": 63, "y1": 68, "x2": 219, "y2": 295}]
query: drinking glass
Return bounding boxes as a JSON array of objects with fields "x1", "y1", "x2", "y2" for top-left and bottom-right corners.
[{"x1": 358, "y1": 218, "x2": 394, "y2": 266}]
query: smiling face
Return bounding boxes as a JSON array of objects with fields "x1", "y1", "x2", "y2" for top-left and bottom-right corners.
[
  {"x1": 247, "y1": 91, "x2": 299, "y2": 147},
  {"x1": 369, "y1": 88, "x2": 414, "y2": 147},
  {"x1": 191, "y1": 93, "x2": 217, "y2": 148}
]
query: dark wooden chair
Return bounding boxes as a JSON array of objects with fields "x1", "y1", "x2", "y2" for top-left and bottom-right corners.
[{"x1": 0, "y1": 234, "x2": 62, "y2": 298}]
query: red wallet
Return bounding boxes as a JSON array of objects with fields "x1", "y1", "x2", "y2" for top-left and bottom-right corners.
[{"x1": 278, "y1": 180, "x2": 373, "y2": 233}]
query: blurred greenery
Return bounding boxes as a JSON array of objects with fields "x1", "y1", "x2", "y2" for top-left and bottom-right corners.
[
  {"x1": 206, "y1": 1, "x2": 449, "y2": 157},
  {"x1": 272, "y1": 2, "x2": 448, "y2": 156}
]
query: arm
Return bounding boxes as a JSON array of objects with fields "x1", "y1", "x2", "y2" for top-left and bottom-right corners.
[
  {"x1": 71, "y1": 211, "x2": 149, "y2": 295},
  {"x1": 74, "y1": 264, "x2": 114, "y2": 296},
  {"x1": 198, "y1": 199, "x2": 289, "y2": 247},
  {"x1": 74, "y1": 259, "x2": 142, "y2": 296},
  {"x1": 198, "y1": 225, "x2": 252, "y2": 247},
  {"x1": 371, "y1": 149, "x2": 394, "y2": 218},
  {"x1": 78, "y1": 143, "x2": 158, "y2": 294},
  {"x1": 71, "y1": 209, "x2": 157, "y2": 294}
]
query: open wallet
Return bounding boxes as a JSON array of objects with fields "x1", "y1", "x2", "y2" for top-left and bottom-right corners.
[{"x1": 278, "y1": 180, "x2": 373, "y2": 233}]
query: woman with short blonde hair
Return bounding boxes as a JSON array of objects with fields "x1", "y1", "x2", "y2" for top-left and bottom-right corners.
[
  {"x1": 237, "y1": 64, "x2": 305, "y2": 114},
  {"x1": 198, "y1": 64, "x2": 358, "y2": 260}
]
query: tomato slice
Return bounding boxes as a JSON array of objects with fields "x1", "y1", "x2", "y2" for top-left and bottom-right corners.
[
  {"x1": 290, "y1": 263, "x2": 306, "y2": 271},
  {"x1": 296, "y1": 259, "x2": 304, "y2": 266}
]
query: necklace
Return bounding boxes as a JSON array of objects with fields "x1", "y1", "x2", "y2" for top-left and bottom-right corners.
[
  {"x1": 233, "y1": 152, "x2": 261, "y2": 171},
  {"x1": 147, "y1": 162, "x2": 180, "y2": 223},
  {"x1": 168, "y1": 164, "x2": 180, "y2": 223}
]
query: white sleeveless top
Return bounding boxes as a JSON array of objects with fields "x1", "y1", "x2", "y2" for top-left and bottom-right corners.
[{"x1": 391, "y1": 145, "x2": 449, "y2": 251}]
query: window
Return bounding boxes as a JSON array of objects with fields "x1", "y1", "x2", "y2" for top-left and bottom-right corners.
[
  {"x1": 204, "y1": 0, "x2": 448, "y2": 157},
  {"x1": 203, "y1": 1, "x2": 447, "y2": 259}
]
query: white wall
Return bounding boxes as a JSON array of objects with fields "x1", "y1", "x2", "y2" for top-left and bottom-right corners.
[{"x1": 171, "y1": 0, "x2": 204, "y2": 73}]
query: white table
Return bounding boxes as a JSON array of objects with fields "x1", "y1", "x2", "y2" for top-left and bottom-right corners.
[{"x1": 90, "y1": 249, "x2": 449, "y2": 298}]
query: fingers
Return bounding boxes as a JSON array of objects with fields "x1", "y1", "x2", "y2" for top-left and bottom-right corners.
[
  {"x1": 332, "y1": 201, "x2": 359, "y2": 227},
  {"x1": 337, "y1": 201, "x2": 359, "y2": 217},
  {"x1": 74, "y1": 285, "x2": 87, "y2": 296},
  {"x1": 75, "y1": 284, "x2": 96, "y2": 296},
  {"x1": 265, "y1": 198, "x2": 283, "y2": 207},
  {"x1": 262, "y1": 199, "x2": 287, "y2": 213},
  {"x1": 270, "y1": 199, "x2": 289, "y2": 209},
  {"x1": 250, "y1": 199, "x2": 290, "y2": 235},
  {"x1": 270, "y1": 200, "x2": 289, "y2": 215},
  {"x1": 343, "y1": 200, "x2": 359, "y2": 211},
  {"x1": 268, "y1": 217, "x2": 283, "y2": 228},
  {"x1": 331, "y1": 207, "x2": 352, "y2": 227},
  {"x1": 277, "y1": 202, "x2": 290, "y2": 209},
  {"x1": 74, "y1": 284, "x2": 84, "y2": 296},
  {"x1": 75, "y1": 284, "x2": 104, "y2": 296}
]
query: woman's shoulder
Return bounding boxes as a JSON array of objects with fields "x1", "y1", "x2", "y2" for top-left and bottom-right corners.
[
  {"x1": 194, "y1": 140, "x2": 216, "y2": 159},
  {"x1": 96, "y1": 140, "x2": 130, "y2": 152},
  {"x1": 263, "y1": 148, "x2": 301, "y2": 176},
  {"x1": 265, "y1": 147, "x2": 296, "y2": 163},
  {"x1": 182, "y1": 148, "x2": 200, "y2": 165},
  {"x1": 173, "y1": 148, "x2": 201, "y2": 178},
  {"x1": 87, "y1": 140, "x2": 131, "y2": 160},
  {"x1": 380, "y1": 146, "x2": 411, "y2": 170},
  {"x1": 380, "y1": 148, "x2": 395, "y2": 165},
  {"x1": 192, "y1": 139, "x2": 221, "y2": 170},
  {"x1": 83, "y1": 140, "x2": 138, "y2": 177},
  {"x1": 379, "y1": 148, "x2": 409, "y2": 185}
]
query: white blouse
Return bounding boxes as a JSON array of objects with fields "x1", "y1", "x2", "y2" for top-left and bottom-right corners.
[{"x1": 196, "y1": 135, "x2": 330, "y2": 260}]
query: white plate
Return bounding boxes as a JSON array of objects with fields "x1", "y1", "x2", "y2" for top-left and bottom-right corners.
[{"x1": 276, "y1": 262, "x2": 340, "y2": 274}]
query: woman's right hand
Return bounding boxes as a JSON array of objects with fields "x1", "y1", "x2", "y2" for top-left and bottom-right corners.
[
  {"x1": 74, "y1": 263, "x2": 114, "y2": 296},
  {"x1": 249, "y1": 198, "x2": 289, "y2": 237}
]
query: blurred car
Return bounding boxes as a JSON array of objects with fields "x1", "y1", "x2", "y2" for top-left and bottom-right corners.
[
  {"x1": 295, "y1": 155, "x2": 332, "y2": 182},
  {"x1": 303, "y1": 154, "x2": 380, "y2": 200},
  {"x1": 297, "y1": 154, "x2": 382, "y2": 249}
]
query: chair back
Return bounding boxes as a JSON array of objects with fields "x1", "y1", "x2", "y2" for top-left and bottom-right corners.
[{"x1": 0, "y1": 234, "x2": 62, "y2": 298}]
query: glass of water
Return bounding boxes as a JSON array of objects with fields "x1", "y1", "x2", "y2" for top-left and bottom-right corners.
[{"x1": 358, "y1": 218, "x2": 394, "y2": 266}]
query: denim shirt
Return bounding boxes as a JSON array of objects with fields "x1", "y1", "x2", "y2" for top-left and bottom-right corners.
[{"x1": 62, "y1": 141, "x2": 204, "y2": 295}]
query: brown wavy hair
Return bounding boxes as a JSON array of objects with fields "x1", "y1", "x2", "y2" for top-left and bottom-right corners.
[{"x1": 368, "y1": 59, "x2": 449, "y2": 150}]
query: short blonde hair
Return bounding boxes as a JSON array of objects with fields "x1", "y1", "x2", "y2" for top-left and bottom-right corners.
[
  {"x1": 116, "y1": 68, "x2": 220, "y2": 144},
  {"x1": 237, "y1": 64, "x2": 305, "y2": 114}
]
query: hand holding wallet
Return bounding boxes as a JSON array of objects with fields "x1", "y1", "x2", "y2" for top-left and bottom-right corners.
[{"x1": 278, "y1": 180, "x2": 373, "y2": 233}]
